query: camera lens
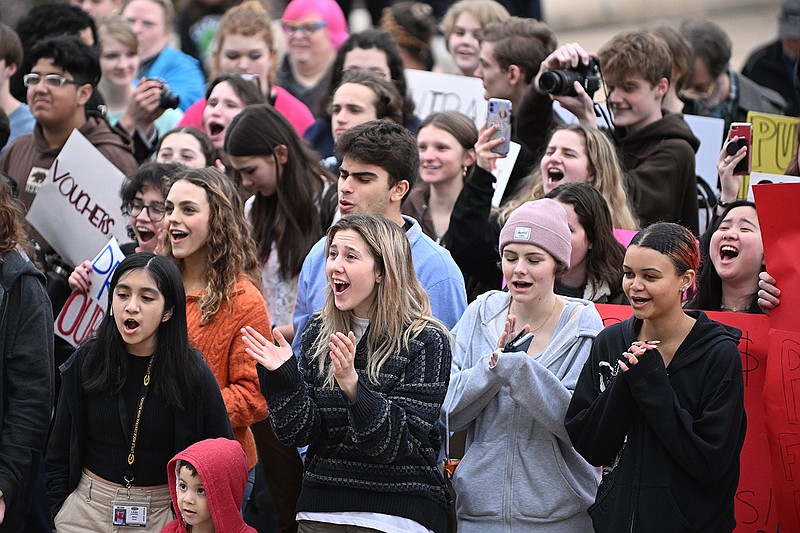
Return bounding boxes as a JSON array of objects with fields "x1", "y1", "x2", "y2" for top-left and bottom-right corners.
[
  {"x1": 539, "y1": 70, "x2": 581, "y2": 96},
  {"x1": 159, "y1": 89, "x2": 180, "y2": 110}
]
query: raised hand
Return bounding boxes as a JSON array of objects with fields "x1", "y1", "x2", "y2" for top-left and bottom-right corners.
[
  {"x1": 329, "y1": 331, "x2": 358, "y2": 401},
  {"x1": 241, "y1": 326, "x2": 293, "y2": 371},
  {"x1": 68, "y1": 260, "x2": 93, "y2": 293}
]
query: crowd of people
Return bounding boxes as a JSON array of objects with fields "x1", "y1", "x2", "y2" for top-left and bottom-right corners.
[{"x1": 0, "y1": 0, "x2": 797, "y2": 531}]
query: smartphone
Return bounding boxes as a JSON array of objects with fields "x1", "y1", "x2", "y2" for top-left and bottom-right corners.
[
  {"x1": 726, "y1": 122, "x2": 753, "y2": 176},
  {"x1": 503, "y1": 330, "x2": 534, "y2": 353},
  {"x1": 487, "y1": 98, "x2": 512, "y2": 156}
]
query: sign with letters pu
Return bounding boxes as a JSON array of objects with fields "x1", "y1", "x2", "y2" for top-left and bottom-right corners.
[
  {"x1": 747, "y1": 111, "x2": 799, "y2": 174},
  {"x1": 26, "y1": 129, "x2": 129, "y2": 267}
]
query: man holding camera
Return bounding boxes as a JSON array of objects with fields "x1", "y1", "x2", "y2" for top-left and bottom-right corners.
[
  {"x1": 524, "y1": 30, "x2": 700, "y2": 234},
  {"x1": 0, "y1": 35, "x2": 138, "y2": 243}
]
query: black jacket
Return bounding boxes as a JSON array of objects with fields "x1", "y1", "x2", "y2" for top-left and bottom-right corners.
[
  {"x1": 742, "y1": 40, "x2": 799, "y2": 117},
  {"x1": 45, "y1": 346, "x2": 233, "y2": 517},
  {"x1": 565, "y1": 311, "x2": 746, "y2": 532},
  {"x1": 0, "y1": 249, "x2": 54, "y2": 532}
]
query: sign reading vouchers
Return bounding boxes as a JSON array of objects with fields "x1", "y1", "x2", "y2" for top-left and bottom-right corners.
[
  {"x1": 56, "y1": 238, "x2": 124, "y2": 347},
  {"x1": 26, "y1": 129, "x2": 131, "y2": 267}
]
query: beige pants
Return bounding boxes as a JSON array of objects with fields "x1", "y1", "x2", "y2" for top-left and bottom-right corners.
[{"x1": 55, "y1": 472, "x2": 174, "y2": 532}]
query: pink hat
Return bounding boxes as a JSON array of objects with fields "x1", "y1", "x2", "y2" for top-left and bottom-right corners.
[
  {"x1": 282, "y1": 0, "x2": 349, "y2": 49},
  {"x1": 499, "y1": 199, "x2": 572, "y2": 268}
]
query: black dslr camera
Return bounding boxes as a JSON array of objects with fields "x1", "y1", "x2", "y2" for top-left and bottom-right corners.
[
  {"x1": 147, "y1": 78, "x2": 180, "y2": 110},
  {"x1": 539, "y1": 57, "x2": 601, "y2": 99}
]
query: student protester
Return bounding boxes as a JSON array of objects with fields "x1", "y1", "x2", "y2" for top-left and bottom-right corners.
[
  {"x1": 202, "y1": 74, "x2": 265, "y2": 162},
  {"x1": 243, "y1": 213, "x2": 452, "y2": 533},
  {"x1": 403, "y1": 111, "x2": 478, "y2": 243},
  {"x1": 225, "y1": 104, "x2": 337, "y2": 530},
  {"x1": 447, "y1": 125, "x2": 634, "y2": 301},
  {"x1": 0, "y1": 35, "x2": 138, "y2": 248},
  {"x1": 96, "y1": 16, "x2": 183, "y2": 162},
  {"x1": 46, "y1": 252, "x2": 233, "y2": 532},
  {"x1": 472, "y1": 17, "x2": 557, "y2": 204},
  {"x1": 441, "y1": 0, "x2": 510, "y2": 78},
  {"x1": 164, "y1": 167, "x2": 270, "y2": 510},
  {"x1": 292, "y1": 120, "x2": 467, "y2": 355},
  {"x1": 0, "y1": 23, "x2": 34, "y2": 154},
  {"x1": 529, "y1": 31, "x2": 701, "y2": 233},
  {"x1": 380, "y1": 2, "x2": 438, "y2": 72},
  {"x1": 122, "y1": 0, "x2": 206, "y2": 111},
  {"x1": 164, "y1": 438, "x2": 256, "y2": 533},
  {"x1": 0, "y1": 179, "x2": 54, "y2": 532},
  {"x1": 565, "y1": 222, "x2": 746, "y2": 532},
  {"x1": 304, "y1": 29, "x2": 420, "y2": 160},
  {"x1": 156, "y1": 127, "x2": 219, "y2": 169},
  {"x1": 278, "y1": 0, "x2": 348, "y2": 117},
  {"x1": 316, "y1": 70, "x2": 404, "y2": 170},
  {"x1": 178, "y1": 1, "x2": 314, "y2": 137},
  {"x1": 444, "y1": 198, "x2": 602, "y2": 531}
]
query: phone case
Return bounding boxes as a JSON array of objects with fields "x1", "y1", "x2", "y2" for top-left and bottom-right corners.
[
  {"x1": 487, "y1": 98, "x2": 512, "y2": 156},
  {"x1": 727, "y1": 122, "x2": 752, "y2": 175}
]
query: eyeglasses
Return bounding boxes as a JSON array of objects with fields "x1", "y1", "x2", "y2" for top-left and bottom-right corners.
[
  {"x1": 123, "y1": 200, "x2": 167, "y2": 222},
  {"x1": 281, "y1": 20, "x2": 327, "y2": 35},
  {"x1": 23, "y1": 73, "x2": 83, "y2": 88},
  {"x1": 679, "y1": 73, "x2": 725, "y2": 108}
]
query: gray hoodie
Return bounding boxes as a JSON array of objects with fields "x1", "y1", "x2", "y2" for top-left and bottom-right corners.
[{"x1": 443, "y1": 291, "x2": 601, "y2": 532}]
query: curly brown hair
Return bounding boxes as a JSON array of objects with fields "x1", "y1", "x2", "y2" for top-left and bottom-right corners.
[
  {"x1": 165, "y1": 167, "x2": 261, "y2": 324},
  {"x1": 0, "y1": 178, "x2": 35, "y2": 261}
]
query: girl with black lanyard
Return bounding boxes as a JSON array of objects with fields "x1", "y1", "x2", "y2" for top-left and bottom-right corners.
[{"x1": 46, "y1": 252, "x2": 233, "y2": 532}]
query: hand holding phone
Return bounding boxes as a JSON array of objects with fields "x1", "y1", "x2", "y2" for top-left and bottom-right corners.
[
  {"x1": 726, "y1": 122, "x2": 752, "y2": 176},
  {"x1": 503, "y1": 329, "x2": 534, "y2": 353},
  {"x1": 487, "y1": 98, "x2": 512, "y2": 156}
]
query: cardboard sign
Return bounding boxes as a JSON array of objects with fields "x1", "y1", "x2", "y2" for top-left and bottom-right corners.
[
  {"x1": 405, "y1": 69, "x2": 487, "y2": 128},
  {"x1": 26, "y1": 130, "x2": 129, "y2": 267},
  {"x1": 747, "y1": 111, "x2": 800, "y2": 174},
  {"x1": 55, "y1": 238, "x2": 124, "y2": 347},
  {"x1": 596, "y1": 304, "x2": 776, "y2": 532}
]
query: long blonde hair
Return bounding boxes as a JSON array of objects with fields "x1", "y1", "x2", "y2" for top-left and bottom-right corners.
[
  {"x1": 312, "y1": 214, "x2": 445, "y2": 387},
  {"x1": 501, "y1": 124, "x2": 638, "y2": 230}
]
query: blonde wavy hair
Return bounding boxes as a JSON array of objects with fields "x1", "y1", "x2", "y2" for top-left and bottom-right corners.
[
  {"x1": 501, "y1": 124, "x2": 639, "y2": 230},
  {"x1": 312, "y1": 214, "x2": 445, "y2": 388},
  {"x1": 165, "y1": 168, "x2": 261, "y2": 325}
]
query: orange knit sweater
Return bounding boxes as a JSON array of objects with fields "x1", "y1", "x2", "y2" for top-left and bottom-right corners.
[{"x1": 186, "y1": 277, "x2": 270, "y2": 469}]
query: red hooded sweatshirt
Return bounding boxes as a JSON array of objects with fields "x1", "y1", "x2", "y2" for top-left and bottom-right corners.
[{"x1": 162, "y1": 438, "x2": 256, "y2": 533}]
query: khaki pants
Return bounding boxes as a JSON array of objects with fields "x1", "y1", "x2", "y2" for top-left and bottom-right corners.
[
  {"x1": 298, "y1": 521, "x2": 384, "y2": 533},
  {"x1": 55, "y1": 472, "x2": 174, "y2": 532}
]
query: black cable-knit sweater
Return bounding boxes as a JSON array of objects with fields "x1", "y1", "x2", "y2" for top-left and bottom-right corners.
[{"x1": 258, "y1": 315, "x2": 452, "y2": 533}]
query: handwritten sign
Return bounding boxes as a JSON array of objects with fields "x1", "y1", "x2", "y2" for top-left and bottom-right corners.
[
  {"x1": 747, "y1": 111, "x2": 800, "y2": 174},
  {"x1": 596, "y1": 305, "x2": 776, "y2": 532},
  {"x1": 55, "y1": 238, "x2": 124, "y2": 347},
  {"x1": 405, "y1": 69, "x2": 487, "y2": 128},
  {"x1": 26, "y1": 130, "x2": 129, "y2": 267}
]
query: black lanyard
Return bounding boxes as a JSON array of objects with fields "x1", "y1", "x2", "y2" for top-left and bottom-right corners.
[{"x1": 118, "y1": 355, "x2": 154, "y2": 489}]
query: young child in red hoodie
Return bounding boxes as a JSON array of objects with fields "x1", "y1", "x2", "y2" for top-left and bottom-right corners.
[{"x1": 163, "y1": 438, "x2": 256, "y2": 533}]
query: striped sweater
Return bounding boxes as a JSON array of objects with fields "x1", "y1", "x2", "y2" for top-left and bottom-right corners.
[
  {"x1": 259, "y1": 315, "x2": 452, "y2": 533},
  {"x1": 187, "y1": 278, "x2": 269, "y2": 469}
]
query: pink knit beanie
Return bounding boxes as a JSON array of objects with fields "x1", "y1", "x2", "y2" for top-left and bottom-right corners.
[{"x1": 499, "y1": 199, "x2": 572, "y2": 268}]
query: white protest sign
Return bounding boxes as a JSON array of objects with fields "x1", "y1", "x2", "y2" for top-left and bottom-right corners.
[
  {"x1": 405, "y1": 69, "x2": 487, "y2": 127},
  {"x1": 747, "y1": 172, "x2": 800, "y2": 201},
  {"x1": 491, "y1": 141, "x2": 521, "y2": 207},
  {"x1": 55, "y1": 238, "x2": 125, "y2": 347},
  {"x1": 684, "y1": 114, "x2": 726, "y2": 191},
  {"x1": 26, "y1": 130, "x2": 129, "y2": 267}
]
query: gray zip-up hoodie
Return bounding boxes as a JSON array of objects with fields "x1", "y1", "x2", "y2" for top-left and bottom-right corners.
[{"x1": 443, "y1": 291, "x2": 601, "y2": 532}]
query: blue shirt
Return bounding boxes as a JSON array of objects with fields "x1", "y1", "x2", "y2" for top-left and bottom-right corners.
[
  {"x1": 138, "y1": 47, "x2": 206, "y2": 112},
  {"x1": 292, "y1": 215, "x2": 467, "y2": 354},
  {"x1": 2, "y1": 104, "x2": 35, "y2": 155}
]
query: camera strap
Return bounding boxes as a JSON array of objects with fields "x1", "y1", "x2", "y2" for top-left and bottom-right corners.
[{"x1": 118, "y1": 355, "x2": 154, "y2": 493}]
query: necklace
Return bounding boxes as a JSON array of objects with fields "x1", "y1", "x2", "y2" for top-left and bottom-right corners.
[
  {"x1": 515, "y1": 297, "x2": 560, "y2": 333},
  {"x1": 720, "y1": 303, "x2": 748, "y2": 313}
]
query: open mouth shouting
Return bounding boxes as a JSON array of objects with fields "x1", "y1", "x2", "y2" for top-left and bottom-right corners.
[
  {"x1": 629, "y1": 295, "x2": 651, "y2": 310},
  {"x1": 170, "y1": 229, "x2": 189, "y2": 245},
  {"x1": 546, "y1": 167, "x2": 564, "y2": 185},
  {"x1": 123, "y1": 318, "x2": 140, "y2": 334},
  {"x1": 719, "y1": 244, "x2": 739, "y2": 262},
  {"x1": 135, "y1": 226, "x2": 157, "y2": 247},
  {"x1": 332, "y1": 278, "x2": 350, "y2": 295}
]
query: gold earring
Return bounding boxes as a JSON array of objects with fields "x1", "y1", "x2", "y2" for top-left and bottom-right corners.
[{"x1": 462, "y1": 166, "x2": 468, "y2": 178}]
